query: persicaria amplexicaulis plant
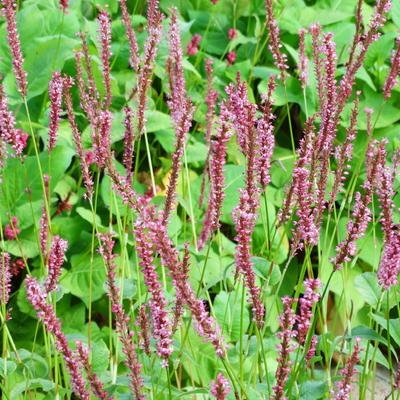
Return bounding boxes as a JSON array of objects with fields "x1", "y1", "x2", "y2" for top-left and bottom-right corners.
[{"x1": 0, "y1": 0, "x2": 399, "y2": 398}]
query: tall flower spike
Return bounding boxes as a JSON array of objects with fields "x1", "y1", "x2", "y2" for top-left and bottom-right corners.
[
  {"x1": 198, "y1": 103, "x2": 232, "y2": 249},
  {"x1": 347, "y1": 0, "x2": 364, "y2": 69},
  {"x1": 123, "y1": 106, "x2": 135, "y2": 182},
  {"x1": 210, "y1": 373, "x2": 231, "y2": 400},
  {"x1": 163, "y1": 9, "x2": 194, "y2": 224},
  {"x1": 199, "y1": 58, "x2": 218, "y2": 208},
  {"x1": 2, "y1": 0, "x2": 27, "y2": 97},
  {"x1": 48, "y1": 72, "x2": 64, "y2": 152},
  {"x1": 146, "y1": 208, "x2": 225, "y2": 357},
  {"x1": 134, "y1": 213, "x2": 173, "y2": 364},
  {"x1": 98, "y1": 10, "x2": 112, "y2": 109},
  {"x1": 26, "y1": 276, "x2": 90, "y2": 400},
  {"x1": 337, "y1": 0, "x2": 392, "y2": 116},
  {"x1": 333, "y1": 140, "x2": 386, "y2": 270},
  {"x1": 93, "y1": 110, "x2": 112, "y2": 169},
  {"x1": 297, "y1": 279, "x2": 320, "y2": 345},
  {"x1": 383, "y1": 36, "x2": 400, "y2": 100},
  {"x1": 1, "y1": 252, "x2": 11, "y2": 306},
  {"x1": 44, "y1": 236, "x2": 68, "y2": 294},
  {"x1": 136, "y1": 0, "x2": 163, "y2": 138},
  {"x1": 75, "y1": 341, "x2": 111, "y2": 400},
  {"x1": 265, "y1": 0, "x2": 288, "y2": 79},
  {"x1": 227, "y1": 76, "x2": 264, "y2": 326},
  {"x1": 39, "y1": 175, "x2": 50, "y2": 259},
  {"x1": 310, "y1": 24, "x2": 325, "y2": 112},
  {"x1": 328, "y1": 94, "x2": 360, "y2": 210},
  {"x1": 98, "y1": 234, "x2": 144, "y2": 399},
  {"x1": 0, "y1": 82, "x2": 28, "y2": 158},
  {"x1": 298, "y1": 29, "x2": 309, "y2": 89},
  {"x1": 258, "y1": 75, "x2": 276, "y2": 188},
  {"x1": 137, "y1": 304, "x2": 151, "y2": 355},
  {"x1": 273, "y1": 297, "x2": 297, "y2": 400},
  {"x1": 377, "y1": 159, "x2": 400, "y2": 289},
  {"x1": 63, "y1": 76, "x2": 94, "y2": 199},
  {"x1": 334, "y1": 338, "x2": 361, "y2": 400},
  {"x1": 120, "y1": 0, "x2": 139, "y2": 71},
  {"x1": 278, "y1": 117, "x2": 316, "y2": 225}
]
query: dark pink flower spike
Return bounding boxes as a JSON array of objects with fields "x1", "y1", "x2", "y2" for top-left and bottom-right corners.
[
  {"x1": 258, "y1": 75, "x2": 276, "y2": 188},
  {"x1": 334, "y1": 338, "x2": 361, "y2": 400},
  {"x1": 298, "y1": 28, "x2": 309, "y2": 89},
  {"x1": 377, "y1": 158, "x2": 400, "y2": 289},
  {"x1": 26, "y1": 276, "x2": 90, "y2": 400},
  {"x1": 2, "y1": 0, "x2": 27, "y2": 97},
  {"x1": 59, "y1": 0, "x2": 68, "y2": 12},
  {"x1": 136, "y1": 2, "x2": 163, "y2": 138},
  {"x1": 48, "y1": 72, "x2": 64, "y2": 152},
  {"x1": 187, "y1": 34, "x2": 201, "y2": 56},
  {"x1": 134, "y1": 213, "x2": 173, "y2": 365},
  {"x1": 4, "y1": 216, "x2": 20, "y2": 240},
  {"x1": 198, "y1": 103, "x2": 232, "y2": 249},
  {"x1": 226, "y1": 51, "x2": 236, "y2": 66},
  {"x1": 120, "y1": 0, "x2": 140, "y2": 71},
  {"x1": 75, "y1": 341, "x2": 111, "y2": 400},
  {"x1": 383, "y1": 36, "x2": 400, "y2": 100},
  {"x1": 265, "y1": 0, "x2": 288, "y2": 79},
  {"x1": 0, "y1": 82, "x2": 28, "y2": 159},
  {"x1": 97, "y1": 234, "x2": 144, "y2": 399},
  {"x1": 44, "y1": 236, "x2": 68, "y2": 294},
  {"x1": 199, "y1": 58, "x2": 218, "y2": 208},
  {"x1": 333, "y1": 140, "x2": 386, "y2": 270},
  {"x1": 273, "y1": 297, "x2": 297, "y2": 400},
  {"x1": 63, "y1": 76, "x2": 94, "y2": 199},
  {"x1": 146, "y1": 208, "x2": 225, "y2": 357},
  {"x1": 1, "y1": 252, "x2": 11, "y2": 305},
  {"x1": 163, "y1": 9, "x2": 194, "y2": 224},
  {"x1": 123, "y1": 106, "x2": 135, "y2": 182},
  {"x1": 228, "y1": 28, "x2": 237, "y2": 40},
  {"x1": 210, "y1": 373, "x2": 231, "y2": 400},
  {"x1": 98, "y1": 10, "x2": 112, "y2": 109},
  {"x1": 297, "y1": 279, "x2": 320, "y2": 345}
]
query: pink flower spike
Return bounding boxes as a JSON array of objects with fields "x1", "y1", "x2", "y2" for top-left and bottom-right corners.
[
  {"x1": 187, "y1": 34, "x2": 201, "y2": 56},
  {"x1": 59, "y1": 0, "x2": 68, "y2": 12},
  {"x1": 228, "y1": 28, "x2": 237, "y2": 40},
  {"x1": 210, "y1": 373, "x2": 231, "y2": 400},
  {"x1": 75, "y1": 341, "x2": 111, "y2": 399},
  {"x1": 26, "y1": 276, "x2": 90, "y2": 399},
  {"x1": 226, "y1": 51, "x2": 236, "y2": 65},
  {"x1": 1, "y1": 252, "x2": 11, "y2": 305},
  {"x1": 48, "y1": 72, "x2": 64, "y2": 152},
  {"x1": 265, "y1": 0, "x2": 288, "y2": 79},
  {"x1": 383, "y1": 36, "x2": 400, "y2": 100},
  {"x1": 334, "y1": 338, "x2": 361, "y2": 400},
  {"x1": 120, "y1": 0, "x2": 140, "y2": 71},
  {"x1": 298, "y1": 28, "x2": 309, "y2": 89},
  {"x1": 2, "y1": 0, "x2": 27, "y2": 97},
  {"x1": 4, "y1": 216, "x2": 20, "y2": 240},
  {"x1": 98, "y1": 10, "x2": 112, "y2": 109},
  {"x1": 44, "y1": 236, "x2": 68, "y2": 294}
]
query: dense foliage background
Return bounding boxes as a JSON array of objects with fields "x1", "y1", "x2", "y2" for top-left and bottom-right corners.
[{"x1": 0, "y1": 0, "x2": 400, "y2": 399}]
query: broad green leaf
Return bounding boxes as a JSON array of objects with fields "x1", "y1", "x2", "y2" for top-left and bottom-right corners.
[
  {"x1": 354, "y1": 272, "x2": 382, "y2": 308},
  {"x1": 214, "y1": 289, "x2": 250, "y2": 342}
]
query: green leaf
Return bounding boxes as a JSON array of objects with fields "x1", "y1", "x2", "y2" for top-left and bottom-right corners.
[
  {"x1": 62, "y1": 255, "x2": 106, "y2": 306},
  {"x1": 214, "y1": 289, "x2": 250, "y2": 342},
  {"x1": 76, "y1": 207, "x2": 103, "y2": 227},
  {"x1": 354, "y1": 272, "x2": 382, "y2": 308},
  {"x1": 372, "y1": 314, "x2": 400, "y2": 348}
]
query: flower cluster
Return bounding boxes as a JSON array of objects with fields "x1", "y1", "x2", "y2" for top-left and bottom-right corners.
[
  {"x1": 187, "y1": 33, "x2": 201, "y2": 56},
  {"x1": 47, "y1": 72, "x2": 64, "y2": 152},
  {"x1": 210, "y1": 373, "x2": 231, "y2": 400}
]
